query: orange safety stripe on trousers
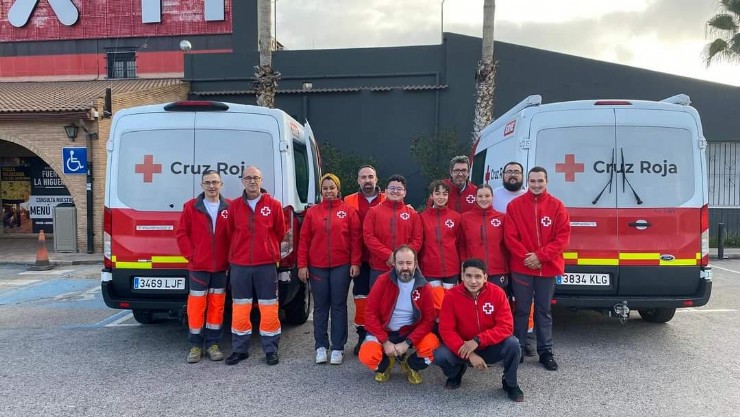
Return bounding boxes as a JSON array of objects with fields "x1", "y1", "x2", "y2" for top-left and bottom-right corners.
[
  {"x1": 358, "y1": 339, "x2": 383, "y2": 371},
  {"x1": 354, "y1": 298, "x2": 367, "y2": 327},
  {"x1": 431, "y1": 285, "x2": 446, "y2": 316},
  {"x1": 205, "y1": 292, "x2": 226, "y2": 329},
  {"x1": 415, "y1": 332, "x2": 440, "y2": 361},
  {"x1": 528, "y1": 304, "x2": 534, "y2": 332},
  {"x1": 258, "y1": 303, "x2": 281, "y2": 335},
  {"x1": 187, "y1": 292, "x2": 207, "y2": 333},
  {"x1": 232, "y1": 302, "x2": 253, "y2": 334}
]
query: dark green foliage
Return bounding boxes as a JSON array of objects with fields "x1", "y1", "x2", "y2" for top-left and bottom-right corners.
[
  {"x1": 410, "y1": 129, "x2": 470, "y2": 183},
  {"x1": 320, "y1": 142, "x2": 378, "y2": 198}
]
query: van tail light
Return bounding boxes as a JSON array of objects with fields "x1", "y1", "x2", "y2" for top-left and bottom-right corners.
[
  {"x1": 104, "y1": 207, "x2": 112, "y2": 269},
  {"x1": 700, "y1": 204, "x2": 709, "y2": 266},
  {"x1": 594, "y1": 100, "x2": 632, "y2": 105},
  {"x1": 279, "y1": 206, "x2": 299, "y2": 268}
]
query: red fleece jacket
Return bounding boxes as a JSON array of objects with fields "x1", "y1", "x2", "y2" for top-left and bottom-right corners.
[
  {"x1": 227, "y1": 191, "x2": 286, "y2": 266},
  {"x1": 363, "y1": 200, "x2": 423, "y2": 271},
  {"x1": 419, "y1": 206, "x2": 461, "y2": 278},
  {"x1": 176, "y1": 193, "x2": 230, "y2": 272},
  {"x1": 297, "y1": 199, "x2": 362, "y2": 268},
  {"x1": 457, "y1": 205, "x2": 509, "y2": 275}
]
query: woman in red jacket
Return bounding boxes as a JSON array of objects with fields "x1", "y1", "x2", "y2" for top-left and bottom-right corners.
[
  {"x1": 458, "y1": 184, "x2": 510, "y2": 291},
  {"x1": 298, "y1": 173, "x2": 362, "y2": 365},
  {"x1": 419, "y1": 180, "x2": 461, "y2": 315}
]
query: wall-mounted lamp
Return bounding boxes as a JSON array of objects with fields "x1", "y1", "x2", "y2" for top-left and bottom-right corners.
[
  {"x1": 64, "y1": 123, "x2": 79, "y2": 141},
  {"x1": 302, "y1": 82, "x2": 313, "y2": 91}
]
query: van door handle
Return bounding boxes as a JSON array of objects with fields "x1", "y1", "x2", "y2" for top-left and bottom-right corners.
[{"x1": 627, "y1": 220, "x2": 651, "y2": 230}]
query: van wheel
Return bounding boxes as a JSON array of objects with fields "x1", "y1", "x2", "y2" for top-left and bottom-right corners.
[
  {"x1": 132, "y1": 309, "x2": 155, "y2": 324},
  {"x1": 283, "y1": 282, "x2": 311, "y2": 325},
  {"x1": 638, "y1": 308, "x2": 676, "y2": 323}
]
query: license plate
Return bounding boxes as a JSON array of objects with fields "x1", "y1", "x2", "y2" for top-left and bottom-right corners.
[
  {"x1": 557, "y1": 273, "x2": 610, "y2": 286},
  {"x1": 133, "y1": 277, "x2": 185, "y2": 290}
]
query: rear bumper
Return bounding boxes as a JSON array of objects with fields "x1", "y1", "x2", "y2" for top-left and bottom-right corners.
[{"x1": 553, "y1": 278, "x2": 712, "y2": 309}]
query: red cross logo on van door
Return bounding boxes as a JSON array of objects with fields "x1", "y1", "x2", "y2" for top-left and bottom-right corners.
[
  {"x1": 555, "y1": 154, "x2": 584, "y2": 182},
  {"x1": 135, "y1": 155, "x2": 162, "y2": 183}
]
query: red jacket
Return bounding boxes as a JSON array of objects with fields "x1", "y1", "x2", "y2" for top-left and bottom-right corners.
[
  {"x1": 458, "y1": 205, "x2": 508, "y2": 275},
  {"x1": 438, "y1": 282, "x2": 513, "y2": 357},
  {"x1": 504, "y1": 189, "x2": 570, "y2": 276},
  {"x1": 227, "y1": 191, "x2": 287, "y2": 266},
  {"x1": 365, "y1": 269, "x2": 436, "y2": 346},
  {"x1": 297, "y1": 199, "x2": 362, "y2": 268},
  {"x1": 427, "y1": 179, "x2": 478, "y2": 214},
  {"x1": 363, "y1": 200, "x2": 423, "y2": 271},
  {"x1": 175, "y1": 193, "x2": 230, "y2": 272},
  {"x1": 419, "y1": 207, "x2": 461, "y2": 278},
  {"x1": 344, "y1": 189, "x2": 386, "y2": 263}
]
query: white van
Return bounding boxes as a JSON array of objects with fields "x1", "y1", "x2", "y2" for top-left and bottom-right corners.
[
  {"x1": 472, "y1": 94, "x2": 712, "y2": 323},
  {"x1": 100, "y1": 101, "x2": 321, "y2": 324}
]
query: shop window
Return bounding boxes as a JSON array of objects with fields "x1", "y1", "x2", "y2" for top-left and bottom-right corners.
[{"x1": 107, "y1": 50, "x2": 137, "y2": 79}]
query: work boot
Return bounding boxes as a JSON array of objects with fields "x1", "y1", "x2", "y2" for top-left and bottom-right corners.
[
  {"x1": 539, "y1": 351, "x2": 559, "y2": 371},
  {"x1": 502, "y1": 376, "x2": 524, "y2": 402},
  {"x1": 186, "y1": 346, "x2": 202, "y2": 363},
  {"x1": 224, "y1": 352, "x2": 249, "y2": 365},
  {"x1": 400, "y1": 355, "x2": 423, "y2": 385},
  {"x1": 444, "y1": 365, "x2": 467, "y2": 390},
  {"x1": 266, "y1": 352, "x2": 280, "y2": 366},
  {"x1": 206, "y1": 345, "x2": 224, "y2": 361},
  {"x1": 374, "y1": 357, "x2": 396, "y2": 383}
]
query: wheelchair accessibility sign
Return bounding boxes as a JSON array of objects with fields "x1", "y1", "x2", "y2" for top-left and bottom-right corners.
[{"x1": 62, "y1": 147, "x2": 87, "y2": 174}]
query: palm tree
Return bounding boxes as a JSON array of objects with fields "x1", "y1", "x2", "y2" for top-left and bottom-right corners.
[
  {"x1": 472, "y1": 0, "x2": 495, "y2": 142},
  {"x1": 704, "y1": 0, "x2": 740, "y2": 66},
  {"x1": 255, "y1": 0, "x2": 279, "y2": 108}
]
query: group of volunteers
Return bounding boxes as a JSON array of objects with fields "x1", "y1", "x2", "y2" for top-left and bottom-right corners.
[{"x1": 175, "y1": 155, "x2": 571, "y2": 402}]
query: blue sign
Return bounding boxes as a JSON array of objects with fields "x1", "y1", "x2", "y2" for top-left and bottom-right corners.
[{"x1": 62, "y1": 147, "x2": 87, "y2": 174}]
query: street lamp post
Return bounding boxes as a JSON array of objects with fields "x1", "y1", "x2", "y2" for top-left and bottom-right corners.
[{"x1": 441, "y1": 0, "x2": 445, "y2": 44}]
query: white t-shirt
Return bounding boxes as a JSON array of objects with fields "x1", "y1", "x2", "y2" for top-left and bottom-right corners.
[
  {"x1": 247, "y1": 194, "x2": 262, "y2": 211},
  {"x1": 204, "y1": 200, "x2": 220, "y2": 232},
  {"x1": 492, "y1": 187, "x2": 526, "y2": 213},
  {"x1": 365, "y1": 194, "x2": 378, "y2": 204},
  {"x1": 388, "y1": 279, "x2": 415, "y2": 331}
]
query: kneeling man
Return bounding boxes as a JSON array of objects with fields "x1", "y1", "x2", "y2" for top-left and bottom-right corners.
[
  {"x1": 359, "y1": 245, "x2": 439, "y2": 384},
  {"x1": 434, "y1": 258, "x2": 524, "y2": 402}
]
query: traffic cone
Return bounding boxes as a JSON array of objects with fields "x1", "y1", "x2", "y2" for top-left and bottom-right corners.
[{"x1": 28, "y1": 230, "x2": 54, "y2": 271}]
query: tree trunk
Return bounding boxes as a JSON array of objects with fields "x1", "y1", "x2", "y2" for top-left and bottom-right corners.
[
  {"x1": 255, "y1": 0, "x2": 278, "y2": 108},
  {"x1": 472, "y1": 0, "x2": 496, "y2": 142}
]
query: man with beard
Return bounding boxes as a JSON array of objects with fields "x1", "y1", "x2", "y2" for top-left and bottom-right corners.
[
  {"x1": 492, "y1": 161, "x2": 535, "y2": 357},
  {"x1": 358, "y1": 245, "x2": 439, "y2": 385},
  {"x1": 427, "y1": 155, "x2": 477, "y2": 213},
  {"x1": 344, "y1": 165, "x2": 386, "y2": 354}
]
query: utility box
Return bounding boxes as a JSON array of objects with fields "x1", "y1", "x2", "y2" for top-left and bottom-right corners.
[{"x1": 53, "y1": 203, "x2": 77, "y2": 252}]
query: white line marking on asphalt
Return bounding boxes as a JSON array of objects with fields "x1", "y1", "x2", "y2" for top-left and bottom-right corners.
[
  {"x1": 18, "y1": 269, "x2": 73, "y2": 275},
  {"x1": 677, "y1": 308, "x2": 738, "y2": 313},
  {"x1": 712, "y1": 265, "x2": 740, "y2": 275},
  {"x1": 0, "y1": 279, "x2": 41, "y2": 287},
  {"x1": 53, "y1": 286, "x2": 100, "y2": 301},
  {"x1": 104, "y1": 312, "x2": 134, "y2": 327}
]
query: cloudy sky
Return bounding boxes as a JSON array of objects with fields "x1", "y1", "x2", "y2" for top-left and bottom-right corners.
[{"x1": 274, "y1": 0, "x2": 739, "y2": 86}]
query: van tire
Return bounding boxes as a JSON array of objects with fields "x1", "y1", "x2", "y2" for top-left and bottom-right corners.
[
  {"x1": 638, "y1": 308, "x2": 676, "y2": 323},
  {"x1": 283, "y1": 282, "x2": 311, "y2": 325},
  {"x1": 132, "y1": 309, "x2": 155, "y2": 324}
]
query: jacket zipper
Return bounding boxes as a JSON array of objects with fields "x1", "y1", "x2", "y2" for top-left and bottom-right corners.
[
  {"x1": 326, "y1": 200, "x2": 333, "y2": 266},
  {"x1": 436, "y1": 209, "x2": 445, "y2": 275},
  {"x1": 534, "y1": 195, "x2": 542, "y2": 276}
]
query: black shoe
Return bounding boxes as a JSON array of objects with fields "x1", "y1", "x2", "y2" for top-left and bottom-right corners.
[
  {"x1": 266, "y1": 352, "x2": 280, "y2": 365},
  {"x1": 224, "y1": 352, "x2": 249, "y2": 365},
  {"x1": 353, "y1": 339, "x2": 362, "y2": 356},
  {"x1": 502, "y1": 377, "x2": 524, "y2": 402},
  {"x1": 539, "y1": 351, "x2": 558, "y2": 371},
  {"x1": 444, "y1": 365, "x2": 468, "y2": 390}
]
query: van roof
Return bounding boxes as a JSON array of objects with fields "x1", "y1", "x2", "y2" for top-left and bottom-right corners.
[{"x1": 116, "y1": 100, "x2": 299, "y2": 123}]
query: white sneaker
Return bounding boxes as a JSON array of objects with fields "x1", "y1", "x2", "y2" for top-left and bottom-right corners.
[
  {"x1": 330, "y1": 350, "x2": 344, "y2": 365},
  {"x1": 315, "y1": 347, "x2": 328, "y2": 364}
]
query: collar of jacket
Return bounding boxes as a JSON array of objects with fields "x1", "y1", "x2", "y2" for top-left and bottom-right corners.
[
  {"x1": 381, "y1": 199, "x2": 406, "y2": 208},
  {"x1": 526, "y1": 189, "x2": 550, "y2": 201},
  {"x1": 389, "y1": 267, "x2": 427, "y2": 290},
  {"x1": 241, "y1": 188, "x2": 269, "y2": 203},
  {"x1": 195, "y1": 192, "x2": 228, "y2": 213},
  {"x1": 358, "y1": 186, "x2": 383, "y2": 198}
]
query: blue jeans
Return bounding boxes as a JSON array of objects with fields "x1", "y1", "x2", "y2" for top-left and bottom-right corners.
[
  {"x1": 434, "y1": 335, "x2": 520, "y2": 386},
  {"x1": 310, "y1": 265, "x2": 352, "y2": 351}
]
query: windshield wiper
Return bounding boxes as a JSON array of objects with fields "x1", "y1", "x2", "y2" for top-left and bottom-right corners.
[
  {"x1": 620, "y1": 148, "x2": 643, "y2": 205},
  {"x1": 592, "y1": 149, "x2": 615, "y2": 205}
]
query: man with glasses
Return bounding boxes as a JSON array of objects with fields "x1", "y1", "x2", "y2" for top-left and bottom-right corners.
[
  {"x1": 176, "y1": 170, "x2": 231, "y2": 363},
  {"x1": 363, "y1": 174, "x2": 423, "y2": 288},
  {"x1": 437, "y1": 155, "x2": 477, "y2": 213},
  {"x1": 225, "y1": 166, "x2": 287, "y2": 366}
]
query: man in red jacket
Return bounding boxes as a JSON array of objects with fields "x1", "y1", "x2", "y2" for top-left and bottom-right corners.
[
  {"x1": 504, "y1": 166, "x2": 570, "y2": 371},
  {"x1": 344, "y1": 165, "x2": 386, "y2": 354},
  {"x1": 358, "y1": 246, "x2": 440, "y2": 385},
  {"x1": 363, "y1": 174, "x2": 423, "y2": 287},
  {"x1": 225, "y1": 166, "x2": 287, "y2": 366},
  {"x1": 434, "y1": 258, "x2": 523, "y2": 401},
  {"x1": 176, "y1": 170, "x2": 231, "y2": 363},
  {"x1": 425, "y1": 155, "x2": 478, "y2": 213}
]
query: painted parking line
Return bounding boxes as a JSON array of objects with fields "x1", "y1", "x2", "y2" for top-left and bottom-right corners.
[
  {"x1": 18, "y1": 269, "x2": 74, "y2": 275},
  {"x1": 0, "y1": 279, "x2": 40, "y2": 288},
  {"x1": 712, "y1": 265, "x2": 740, "y2": 275}
]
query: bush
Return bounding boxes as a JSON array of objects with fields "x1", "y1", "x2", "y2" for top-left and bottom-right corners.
[
  {"x1": 710, "y1": 233, "x2": 740, "y2": 248},
  {"x1": 320, "y1": 142, "x2": 378, "y2": 198},
  {"x1": 410, "y1": 129, "x2": 470, "y2": 183}
]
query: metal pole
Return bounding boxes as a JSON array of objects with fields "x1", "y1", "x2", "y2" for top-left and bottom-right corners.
[
  {"x1": 718, "y1": 222, "x2": 725, "y2": 260},
  {"x1": 440, "y1": 0, "x2": 445, "y2": 43},
  {"x1": 86, "y1": 134, "x2": 94, "y2": 254}
]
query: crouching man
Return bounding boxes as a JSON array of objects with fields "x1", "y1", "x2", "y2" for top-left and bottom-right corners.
[
  {"x1": 359, "y1": 245, "x2": 439, "y2": 384},
  {"x1": 434, "y1": 258, "x2": 524, "y2": 402}
]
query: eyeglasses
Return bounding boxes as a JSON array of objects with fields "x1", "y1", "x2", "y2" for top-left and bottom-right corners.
[
  {"x1": 242, "y1": 176, "x2": 262, "y2": 182},
  {"x1": 504, "y1": 170, "x2": 522, "y2": 175},
  {"x1": 451, "y1": 169, "x2": 469, "y2": 174},
  {"x1": 202, "y1": 181, "x2": 222, "y2": 186},
  {"x1": 387, "y1": 186, "x2": 405, "y2": 193}
]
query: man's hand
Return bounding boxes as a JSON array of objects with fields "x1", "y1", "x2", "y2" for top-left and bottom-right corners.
[
  {"x1": 457, "y1": 339, "x2": 479, "y2": 359},
  {"x1": 386, "y1": 254, "x2": 394, "y2": 267},
  {"x1": 469, "y1": 352, "x2": 488, "y2": 370},
  {"x1": 524, "y1": 252, "x2": 541, "y2": 269},
  {"x1": 383, "y1": 340, "x2": 398, "y2": 357},
  {"x1": 349, "y1": 265, "x2": 360, "y2": 278},
  {"x1": 297, "y1": 267, "x2": 309, "y2": 282},
  {"x1": 394, "y1": 341, "x2": 410, "y2": 357}
]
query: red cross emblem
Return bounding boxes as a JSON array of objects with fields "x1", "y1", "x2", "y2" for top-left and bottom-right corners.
[
  {"x1": 482, "y1": 302, "x2": 494, "y2": 315},
  {"x1": 555, "y1": 154, "x2": 585, "y2": 182},
  {"x1": 260, "y1": 206, "x2": 272, "y2": 216},
  {"x1": 541, "y1": 216, "x2": 552, "y2": 227},
  {"x1": 400, "y1": 212, "x2": 410, "y2": 221},
  {"x1": 444, "y1": 219, "x2": 455, "y2": 228},
  {"x1": 412, "y1": 289, "x2": 420, "y2": 301},
  {"x1": 491, "y1": 218, "x2": 501, "y2": 227},
  {"x1": 336, "y1": 210, "x2": 347, "y2": 219},
  {"x1": 466, "y1": 195, "x2": 476, "y2": 204},
  {"x1": 220, "y1": 210, "x2": 228, "y2": 219},
  {"x1": 135, "y1": 154, "x2": 162, "y2": 183}
]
